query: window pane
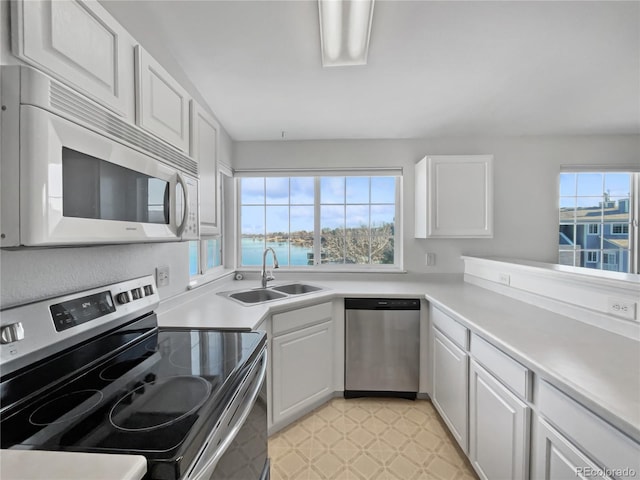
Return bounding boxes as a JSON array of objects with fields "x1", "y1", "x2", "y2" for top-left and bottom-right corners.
[
  {"x1": 345, "y1": 233, "x2": 370, "y2": 264},
  {"x1": 321, "y1": 205, "x2": 345, "y2": 230},
  {"x1": 241, "y1": 178, "x2": 265, "y2": 204},
  {"x1": 346, "y1": 177, "x2": 369, "y2": 203},
  {"x1": 346, "y1": 205, "x2": 369, "y2": 229},
  {"x1": 559, "y1": 173, "x2": 576, "y2": 197},
  {"x1": 559, "y1": 224, "x2": 575, "y2": 245},
  {"x1": 321, "y1": 177, "x2": 345, "y2": 204},
  {"x1": 371, "y1": 177, "x2": 396, "y2": 203},
  {"x1": 266, "y1": 206, "x2": 289, "y2": 266},
  {"x1": 576, "y1": 173, "x2": 603, "y2": 196},
  {"x1": 266, "y1": 177, "x2": 289, "y2": 204},
  {"x1": 290, "y1": 177, "x2": 314, "y2": 204},
  {"x1": 604, "y1": 197, "x2": 631, "y2": 223},
  {"x1": 290, "y1": 206, "x2": 314, "y2": 266},
  {"x1": 371, "y1": 205, "x2": 394, "y2": 229},
  {"x1": 241, "y1": 237, "x2": 265, "y2": 266},
  {"x1": 206, "y1": 238, "x2": 222, "y2": 270},
  {"x1": 604, "y1": 173, "x2": 631, "y2": 197},
  {"x1": 189, "y1": 241, "x2": 199, "y2": 276},
  {"x1": 241, "y1": 206, "x2": 265, "y2": 235},
  {"x1": 321, "y1": 231, "x2": 345, "y2": 264},
  {"x1": 371, "y1": 236, "x2": 394, "y2": 264},
  {"x1": 241, "y1": 205, "x2": 265, "y2": 266}
]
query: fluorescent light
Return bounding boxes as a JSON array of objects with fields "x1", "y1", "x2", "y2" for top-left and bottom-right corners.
[{"x1": 318, "y1": 0, "x2": 374, "y2": 67}]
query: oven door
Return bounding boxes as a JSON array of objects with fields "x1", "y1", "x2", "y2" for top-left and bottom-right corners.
[
  {"x1": 19, "y1": 105, "x2": 198, "y2": 246},
  {"x1": 186, "y1": 350, "x2": 269, "y2": 480}
]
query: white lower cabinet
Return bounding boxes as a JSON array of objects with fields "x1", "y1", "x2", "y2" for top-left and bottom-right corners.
[
  {"x1": 469, "y1": 359, "x2": 530, "y2": 480},
  {"x1": 534, "y1": 417, "x2": 611, "y2": 480},
  {"x1": 272, "y1": 320, "x2": 333, "y2": 427},
  {"x1": 432, "y1": 328, "x2": 469, "y2": 452}
]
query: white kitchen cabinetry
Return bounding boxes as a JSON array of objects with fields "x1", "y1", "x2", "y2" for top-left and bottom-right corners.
[
  {"x1": 11, "y1": 0, "x2": 135, "y2": 119},
  {"x1": 430, "y1": 306, "x2": 469, "y2": 453},
  {"x1": 270, "y1": 302, "x2": 334, "y2": 430},
  {"x1": 191, "y1": 103, "x2": 219, "y2": 234},
  {"x1": 534, "y1": 418, "x2": 611, "y2": 480},
  {"x1": 534, "y1": 380, "x2": 640, "y2": 480},
  {"x1": 469, "y1": 359, "x2": 530, "y2": 480},
  {"x1": 415, "y1": 155, "x2": 493, "y2": 238},
  {"x1": 135, "y1": 46, "x2": 191, "y2": 153}
]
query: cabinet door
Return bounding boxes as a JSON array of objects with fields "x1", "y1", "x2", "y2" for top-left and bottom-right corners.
[
  {"x1": 135, "y1": 46, "x2": 191, "y2": 153},
  {"x1": 11, "y1": 0, "x2": 135, "y2": 118},
  {"x1": 432, "y1": 328, "x2": 469, "y2": 453},
  {"x1": 469, "y1": 359, "x2": 529, "y2": 480},
  {"x1": 415, "y1": 155, "x2": 493, "y2": 238},
  {"x1": 533, "y1": 417, "x2": 611, "y2": 480},
  {"x1": 272, "y1": 320, "x2": 333, "y2": 426},
  {"x1": 191, "y1": 103, "x2": 219, "y2": 234}
]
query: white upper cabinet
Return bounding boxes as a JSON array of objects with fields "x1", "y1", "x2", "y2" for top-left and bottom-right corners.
[
  {"x1": 191, "y1": 103, "x2": 219, "y2": 234},
  {"x1": 135, "y1": 46, "x2": 191, "y2": 153},
  {"x1": 11, "y1": 0, "x2": 135, "y2": 118},
  {"x1": 415, "y1": 155, "x2": 494, "y2": 238}
]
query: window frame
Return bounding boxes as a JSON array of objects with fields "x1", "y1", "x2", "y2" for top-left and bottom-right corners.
[
  {"x1": 611, "y1": 223, "x2": 629, "y2": 235},
  {"x1": 235, "y1": 172, "x2": 403, "y2": 272}
]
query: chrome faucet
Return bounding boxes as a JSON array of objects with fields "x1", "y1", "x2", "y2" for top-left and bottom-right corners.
[{"x1": 261, "y1": 247, "x2": 279, "y2": 288}]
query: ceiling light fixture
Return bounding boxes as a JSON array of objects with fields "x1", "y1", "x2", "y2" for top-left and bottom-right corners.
[{"x1": 318, "y1": 0, "x2": 375, "y2": 67}]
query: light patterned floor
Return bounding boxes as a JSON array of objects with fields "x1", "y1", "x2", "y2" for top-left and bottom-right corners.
[{"x1": 268, "y1": 397, "x2": 478, "y2": 480}]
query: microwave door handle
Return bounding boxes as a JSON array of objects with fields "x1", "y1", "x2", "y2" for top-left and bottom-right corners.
[{"x1": 176, "y1": 173, "x2": 190, "y2": 237}]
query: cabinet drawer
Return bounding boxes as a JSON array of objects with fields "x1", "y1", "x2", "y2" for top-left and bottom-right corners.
[
  {"x1": 470, "y1": 334, "x2": 530, "y2": 399},
  {"x1": 431, "y1": 307, "x2": 468, "y2": 349},
  {"x1": 538, "y1": 380, "x2": 640, "y2": 475},
  {"x1": 272, "y1": 302, "x2": 332, "y2": 336}
]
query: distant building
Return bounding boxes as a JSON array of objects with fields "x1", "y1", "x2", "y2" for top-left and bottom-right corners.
[{"x1": 559, "y1": 196, "x2": 630, "y2": 272}]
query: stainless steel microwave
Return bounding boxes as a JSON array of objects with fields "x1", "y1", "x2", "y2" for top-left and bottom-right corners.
[{"x1": 0, "y1": 66, "x2": 199, "y2": 247}]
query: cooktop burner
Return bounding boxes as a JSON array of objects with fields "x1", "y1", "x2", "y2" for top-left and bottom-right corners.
[
  {"x1": 109, "y1": 376, "x2": 211, "y2": 432},
  {"x1": 29, "y1": 390, "x2": 104, "y2": 426}
]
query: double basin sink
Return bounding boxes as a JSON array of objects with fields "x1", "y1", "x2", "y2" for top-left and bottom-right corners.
[{"x1": 220, "y1": 283, "x2": 323, "y2": 305}]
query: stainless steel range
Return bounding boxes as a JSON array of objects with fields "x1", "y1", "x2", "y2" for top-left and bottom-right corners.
[{"x1": 0, "y1": 275, "x2": 269, "y2": 480}]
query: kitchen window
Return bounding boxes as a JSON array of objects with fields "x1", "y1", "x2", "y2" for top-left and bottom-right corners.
[
  {"x1": 189, "y1": 170, "x2": 229, "y2": 282},
  {"x1": 237, "y1": 173, "x2": 401, "y2": 270},
  {"x1": 558, "y1": 170, "x2": 639, "y2": 273}
]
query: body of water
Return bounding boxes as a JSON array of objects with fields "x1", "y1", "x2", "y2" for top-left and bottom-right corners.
[{"x1": 241, "y1": 238, "x2": 313, "y2": 266}]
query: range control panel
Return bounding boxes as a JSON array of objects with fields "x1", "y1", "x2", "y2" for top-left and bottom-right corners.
[
  {"x1": 0, "y1": 275, "x2": 159, "y2": 377},
  {"x1": 49, "y1": 284, "x2": 155, "y2": 332}
]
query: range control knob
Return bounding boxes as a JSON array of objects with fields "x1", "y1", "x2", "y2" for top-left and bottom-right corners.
[
  {"x1": 131, "y1": 288, "x2": 142, "y2": 300},
  {"x1": 116, "y1": 292, "x2": 131, "y2": 304},
  {"x1": 144, "y1": 285, "x2": 154, "y2": 296},
  {"x1": 0, "y1": 322, "x2": 24, "y2": 344}
]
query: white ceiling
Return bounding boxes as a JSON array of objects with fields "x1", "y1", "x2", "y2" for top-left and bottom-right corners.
[{"x1": 101, "y1": 1, "x2": 639, "y2": 141}]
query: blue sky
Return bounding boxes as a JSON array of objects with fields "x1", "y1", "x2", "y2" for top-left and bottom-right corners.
[
  {"x1": 559, "y1": 173, "x2": 631, "y2": 208},
  {"x1": 241, "y1": 177, "x2": 396, "y2": 234}
]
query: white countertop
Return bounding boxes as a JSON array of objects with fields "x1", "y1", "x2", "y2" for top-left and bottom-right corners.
[
  {"x1": 157, "y1": 275, "x2": 640, "y2": 443},
  {"x1": 0, "y1": 450, "x2": 146, "y2": 480}
]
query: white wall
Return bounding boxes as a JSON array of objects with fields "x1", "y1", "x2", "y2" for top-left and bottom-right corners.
[
  {"x1": 0, "y1": 0, "x2": 232, "y2": 308},
  {"x1": 234, "y1": 135, "x2": 640, "y2": 274}
]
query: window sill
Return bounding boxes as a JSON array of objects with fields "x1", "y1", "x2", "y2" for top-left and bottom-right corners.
[{"x1": 188, "y1": 268, "x2": 236, "y2": 290}]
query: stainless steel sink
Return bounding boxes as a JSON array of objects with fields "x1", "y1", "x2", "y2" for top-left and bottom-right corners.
[
  {"x1": 219, "y1": 282, "x2": 324, "y2": 305},
  {"x1": 228, "y1": 289, "x2": 287, "y2": 304},
  {"x1": 271, "y1": 283, "x2": 323, "y2": 295}
]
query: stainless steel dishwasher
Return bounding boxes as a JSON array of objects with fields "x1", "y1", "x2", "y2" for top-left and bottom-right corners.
[{"x1": 344, "y1": 298, "x2": 420, "y2": 399}]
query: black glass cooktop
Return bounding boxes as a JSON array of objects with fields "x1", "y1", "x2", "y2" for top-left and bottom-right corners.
[{"x1": 0, "y1": 315, "x2": 265, "y2": 479}]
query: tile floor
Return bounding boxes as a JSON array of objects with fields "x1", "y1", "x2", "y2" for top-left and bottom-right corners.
[{"x1": 268, "y1": 397, "x2": 479, "y2": 479}]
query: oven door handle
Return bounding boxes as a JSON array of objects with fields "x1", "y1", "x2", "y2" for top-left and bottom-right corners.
[{"x1": 190, "y1": 350, "x2": 267, "y2": 480}]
